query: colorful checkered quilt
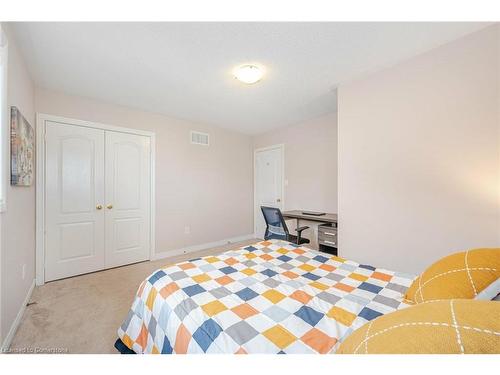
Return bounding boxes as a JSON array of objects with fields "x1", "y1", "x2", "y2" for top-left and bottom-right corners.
[{"x1": 117, "y1": 240, "x2": 415, "y2": 354}]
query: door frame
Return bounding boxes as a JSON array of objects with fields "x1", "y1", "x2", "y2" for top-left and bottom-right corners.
[
  {"x1": 253, "y1": 144, "x2": 285, "y2": 239},
  {"x1": 36, "y1": 113, "x2": 156, "y2": 285}
]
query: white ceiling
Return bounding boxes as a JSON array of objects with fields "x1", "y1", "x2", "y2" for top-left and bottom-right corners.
[{"x1": 11, "y1": 22, "x2": 490, "y2": 134}]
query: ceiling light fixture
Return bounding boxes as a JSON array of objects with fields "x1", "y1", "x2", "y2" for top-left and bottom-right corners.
[{"x1": 233, "y1": 64, "x2": 264, "y2": 84}]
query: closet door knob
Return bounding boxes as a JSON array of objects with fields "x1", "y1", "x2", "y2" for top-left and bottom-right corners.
[
  {"x1": 106, "y1": 204, "x2": 113, "y2": 209},
  {"x1": 96, "y1": 204, "x2": 103, "y2": 210}
]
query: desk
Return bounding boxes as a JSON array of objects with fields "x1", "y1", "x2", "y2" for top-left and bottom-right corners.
[{"x1": 282, "y1": 210, "x2": 338, "y2": 255}]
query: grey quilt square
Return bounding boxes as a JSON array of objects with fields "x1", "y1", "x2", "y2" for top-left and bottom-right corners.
[
  {"x1": 316, "y1": 291, "x2": 341, "y2": 306},
  {"x1": 386, "y1": 282, "x2": 407, "y2": 293},
  {"x1": 209, "y1": 287, "x2": 232, "y2": 299},
  {"x1": 174, "y1": 297, "x2": 198, "y2": 320},
  {"x1": 296, "y1": 255, "x2": 310, "y2": 263},
  {"x1": 169, "y1": 271, "x2": 188, "y2": 281},
  {"x1": 279, "y1": 263, "x2": 294, "y2": 271},
  {"x1": 373, "y1": 294, "x2": 401, "y2": 309},
  {"x1": 243, "y1": 260, "x2": 257, "y2": 267},
  {"x1": 262, "y1": 278, "x2": 281, "y2": 288},
  {"x1": 147, "y1": 315, "x2": 157, "y2": 338},
  {"x1": 225, "y1": 321, "x2": 259, "y2": 345},
  {"x1": 324, "y1": 273, "x2": 344, "y2": 282}
]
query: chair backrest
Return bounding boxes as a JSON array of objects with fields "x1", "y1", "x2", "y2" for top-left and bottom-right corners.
[{"x1": 260, "y1": 206, "x2": 289, "y2": 240}]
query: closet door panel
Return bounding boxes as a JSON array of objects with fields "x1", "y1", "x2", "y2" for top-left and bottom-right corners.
[
  {"x1": 105, "y1": 131, "x2": 151, "y2": 268},
  {"x1": 45, "y1": 122, "x2": 105, "y2": 281}
]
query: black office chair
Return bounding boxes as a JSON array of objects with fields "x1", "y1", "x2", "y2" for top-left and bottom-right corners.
[{"x1": 260, "y1": 206, "x2": 310, "y2": 245}]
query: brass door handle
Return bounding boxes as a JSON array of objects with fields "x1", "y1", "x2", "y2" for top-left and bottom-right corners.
[
  {"x1": 96, "y1": 204, "x2": 103, "y2": 210},
  {"x1": 106, "y1": 204, "x2": 113, "y2": 209}
]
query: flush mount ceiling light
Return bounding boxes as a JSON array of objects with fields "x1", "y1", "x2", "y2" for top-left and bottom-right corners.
[{"x1": 233, "y1": 64, "x2": 264, "y2": 84}]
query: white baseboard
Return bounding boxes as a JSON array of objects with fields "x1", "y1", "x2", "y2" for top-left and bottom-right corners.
[
  {"x1": 1, "y1": 279, "x2": 35, "y2": 352},
  {"x1": 152, "y1": 234, "x2": 255, "y2": 261}
]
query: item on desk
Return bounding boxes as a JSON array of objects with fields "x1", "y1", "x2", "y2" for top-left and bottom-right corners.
[{"x1": 301, "y1": 211, "x2": 326, "y2": 216}]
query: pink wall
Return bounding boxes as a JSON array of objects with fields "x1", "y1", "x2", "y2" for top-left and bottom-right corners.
[
  {"x1": 338, "y1": 25, "x2": 500, "y2": 274},
  {"x1": 1, "y1": 23, "x2": 36, "y2": 342},
  {"x1": 35, "y1": 88, "x2": 255, "y2": 256}
]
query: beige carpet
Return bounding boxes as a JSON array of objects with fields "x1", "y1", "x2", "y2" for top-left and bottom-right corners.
[{"x1": 9, "y1": 238, "x2": 259, "y2": 354}]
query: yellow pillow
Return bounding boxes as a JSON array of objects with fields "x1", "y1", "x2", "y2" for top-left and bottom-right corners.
[
  {"x1": 336, "y1": 299, "x2": 500, "y2": 354},
  {"x1": 404, "y1": 248, "x2": 500, "y2": 303}
]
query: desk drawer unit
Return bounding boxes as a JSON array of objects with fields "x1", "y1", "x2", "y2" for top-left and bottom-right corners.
[{"x1": 318, "y1": 224, "x2": 338, "y2": 250}]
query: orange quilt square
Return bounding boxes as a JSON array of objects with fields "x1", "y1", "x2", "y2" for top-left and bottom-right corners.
[
  {"x1": 231, "y1": 303, "x2": 259, "y2": 319},
  {"x1": 289, "y1": 290, "x2": 313, "y2": 304},
  {"x1": 215, "y1": 275, "x2": 234, "y2": 285},
  {"x1": 224, "y1": 257, "x2": 238, "y2": 266},
  {"x1": 260, "y1": 253, "x2": 273, "y2": 261},
  {"x1": 282, "y1": 271, "x2": 299, "y2": 279},
  {"x1": 159, "y1": 282, "x2": 179, "y2": 299},
  {"x1": 301, "y1": 328, "x2": 337, "y2": 354},
  {"x1": 319, "y1": 264, "x2": 335, "y2": 272},
  {"x1": 334, "y1": 282, "x2": 355, "y2": 292},
  {"x1": 372, "y1": 272, "x2": 392, "y2": 282},
  {"x1": 179, "y1": 262, "x2": 196, "y2": 270}
]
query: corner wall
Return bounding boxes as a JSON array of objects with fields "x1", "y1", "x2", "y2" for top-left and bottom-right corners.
[
  {"x1": 338, "y1": 25, "x2": 500, "y2": 274},
  {"x1": 1, "y1": 23, "x2": 36, "y2": 343}
]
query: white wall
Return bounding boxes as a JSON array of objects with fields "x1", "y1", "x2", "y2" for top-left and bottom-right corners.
[
  {"x1": 1, "y1": 23, "x2": 36, "y2": 343},
  {"x1": 35, "y1": 88, "x2": 255, "y2": 257},
  {"x1": 253, "y1": 114, "x2": 338, "y2": 248},
  {"x1": 338, "y1": 25, "x2": 500, "y2": 274}
]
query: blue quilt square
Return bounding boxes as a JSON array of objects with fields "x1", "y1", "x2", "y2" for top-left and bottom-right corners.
[
  {"x1": 236, "y1": 287, "x2": 258, "y2": 301},
  {"x1": 161, "y1": 336, "x2": 173, "y2": 354},
  {"x1": 313, "y1": 255, "x2": 329, "y2": 263},
  {"x1": 358, "y1": 282, "x2": 383, "y2": 294},
  {"x1": 359, "y1": 264, "x2": 376, "y2": 271},
  {"x1": 192, "y1": 319, "x2": 223, "y2": 352},
  {"x1": 261, "y1": 269, "x2": 278, "y2": 278},
  {"x1": 244, "y1": 246, "x2": 258, "y2": 252},
  {"x1": 302, "y1": 272, "x2": 321, "y2": 281},
  {"x1": 148, "y1": 270, "x2": 166, "y2": 284},
  {"x1": 359, "y1": 307, "x2": 383, "y2": 321},
  {"x1": 183, "y1": 284, "x2": 205, "y2": 297},
  {"x1": 220, "y1": 266, "x2": 237, "y2": 275},
  {"x1": 277, "y1": 255, "x2": 292, "y2": 262},
  {"x1": 294, "y1": 306, "x2": 324, "y2": 326}
]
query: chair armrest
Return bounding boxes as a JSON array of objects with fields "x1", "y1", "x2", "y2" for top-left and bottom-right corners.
[{"x1": 295, "y1": 226, "x2": 309, "y2": 233}]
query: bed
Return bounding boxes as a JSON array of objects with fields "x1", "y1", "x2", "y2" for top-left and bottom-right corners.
[{"x1": 116, "y1": 240, "x2": 415, "y2": 354}]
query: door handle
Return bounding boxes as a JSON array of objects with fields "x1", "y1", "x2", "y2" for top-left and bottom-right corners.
[
  {"x1": 106, "y1": 204, "x2": 113, "y2": 209},
  {"x1": 96, "y1": 204, "x2": 103, "y2": 210},
  {"x1": 277, "y1": 198, "x2": 281, "y2": 203}
]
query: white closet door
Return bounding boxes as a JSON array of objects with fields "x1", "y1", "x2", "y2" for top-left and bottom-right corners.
[
  {"x1": 104, "y1": 131, "x2": 151, "y2": 268},
  {"x1": 45, "y1": 122, "x2": 105, "y2": 281}
]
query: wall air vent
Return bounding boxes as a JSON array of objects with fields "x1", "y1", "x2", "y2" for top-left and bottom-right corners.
[{"x1": 190, "y1": 131, "x2": 209, "y2": 146}]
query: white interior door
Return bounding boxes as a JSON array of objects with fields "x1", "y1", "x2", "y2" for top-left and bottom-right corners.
[
  {"x1": 45, "y1": 122, "x2": 105, "y2": 281},
  {"x1": 254, "y1": 146, "x2": 284, "y2": 238},
  {"x1": 104, "y1": 131, "x2": 151, "y2": 268}
]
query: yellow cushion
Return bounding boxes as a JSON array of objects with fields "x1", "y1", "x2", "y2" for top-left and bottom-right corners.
[
  {"x1": 336, "y1": 299, "x2": 500, "y2": 354},
  {"x1": 404, "y1": 248, "x2": 500, "y2": 303}
]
